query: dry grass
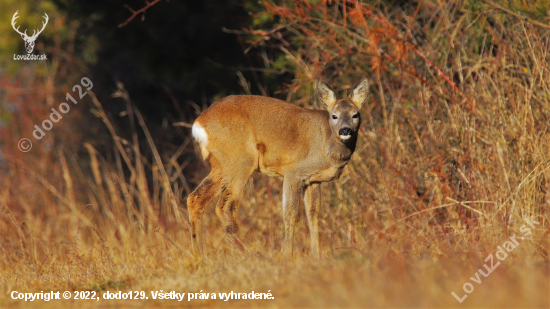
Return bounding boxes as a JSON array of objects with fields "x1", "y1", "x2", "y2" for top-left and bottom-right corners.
[{"x1": 1, "y1": 0, "x2": 550, "y2": 308}]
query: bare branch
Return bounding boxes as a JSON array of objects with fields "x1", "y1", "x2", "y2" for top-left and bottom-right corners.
[
  {"x1": 485, "y1": 0, "x2": 550, "y2": 30},
  {"x1": 118, "y1": 0, "x2": 164, "y2": 28}
]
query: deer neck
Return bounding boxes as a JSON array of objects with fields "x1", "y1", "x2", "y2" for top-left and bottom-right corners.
[{"x1": 326, "y1": 132, "x2": 356, "y2": 163}]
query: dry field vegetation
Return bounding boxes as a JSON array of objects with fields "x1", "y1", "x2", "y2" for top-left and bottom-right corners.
[{"x1": 1, "y1": 0, "x2": 549, "y2": 308}]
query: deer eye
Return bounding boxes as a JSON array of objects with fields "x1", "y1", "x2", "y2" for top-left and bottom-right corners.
[
  {"x1": 352, "y1": 113, "x2": 359, "y2": 119},
  {"x1": 332, "y1": 115, "x2": 338, "y2": 119}
]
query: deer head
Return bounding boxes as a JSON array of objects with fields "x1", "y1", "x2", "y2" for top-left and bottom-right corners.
[
  {"x1": 316, "y1": 79, "x2": 369, "y2": 142},
  {"x1": 12, "y1": 11, "x2": 49, "y2": 54}
]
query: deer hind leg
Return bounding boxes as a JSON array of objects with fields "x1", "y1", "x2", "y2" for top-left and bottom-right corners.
[
  {"x1": 304, "y1": 183, "x2": 321, "y2": 258},
  {"x1": 187, "y1": 167, "x2": 223, "y2": 256},
  {"x1": 215, "y1": 166, "x2": 254, "y2": 252}
]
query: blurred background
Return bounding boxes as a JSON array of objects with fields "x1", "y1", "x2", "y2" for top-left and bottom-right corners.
[
  {"x1": 0, "y1": 0, "x2": 289, "y2": 181},
  {"x1": 0, "y1": 0, "x2": 548, "y2": 307}
]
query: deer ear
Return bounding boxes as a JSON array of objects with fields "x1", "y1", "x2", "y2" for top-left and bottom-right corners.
[
  {"x1": 349, "y1": 78, "x2": 370, "y2": 108},
  {"x1": 316, "y1": 81, "x2": 337, "y2": 109}
]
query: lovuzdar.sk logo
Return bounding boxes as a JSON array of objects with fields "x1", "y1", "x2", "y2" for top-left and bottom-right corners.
[{"x1": 12, "y1": 11, "x2": 48, "y2": 61}]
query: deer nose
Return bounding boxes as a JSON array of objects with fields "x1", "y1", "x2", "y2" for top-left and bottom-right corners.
[{"x1": 339, "y1": 128, "x2": 352, "y2": 136}]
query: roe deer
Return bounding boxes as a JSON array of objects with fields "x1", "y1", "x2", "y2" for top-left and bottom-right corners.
[{"x1": 187, "y1": 78, "x2": 370, "y2": 257}]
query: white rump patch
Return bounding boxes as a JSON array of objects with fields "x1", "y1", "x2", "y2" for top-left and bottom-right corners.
[
  {"x1": 192, "y1": 121, "x2": 210, "y2": 159},
  {"x1": 192, "y1": 122, "x2": 208, "y2": 146}
]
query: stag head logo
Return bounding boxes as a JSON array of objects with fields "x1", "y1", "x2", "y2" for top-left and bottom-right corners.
[{"x1": 12, "y1": 11, "x2": 49, "y2": 54}]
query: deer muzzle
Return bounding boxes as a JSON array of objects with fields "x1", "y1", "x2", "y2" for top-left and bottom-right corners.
[{"x1": 339, "y1": 127, "x2": 352, "y2": 140}]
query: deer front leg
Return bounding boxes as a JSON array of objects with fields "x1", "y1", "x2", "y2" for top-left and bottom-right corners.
[
  {"x1": 304, "y1": 182, "x2": 320, "y2": 258},
  {"x1": 282, "y1": 176, "x2": 302, "y2": 258}
]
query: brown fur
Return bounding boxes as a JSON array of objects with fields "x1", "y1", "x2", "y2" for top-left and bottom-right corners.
[{"x1": 187, "y1": 79, "x2": 370, "y2": 257}]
